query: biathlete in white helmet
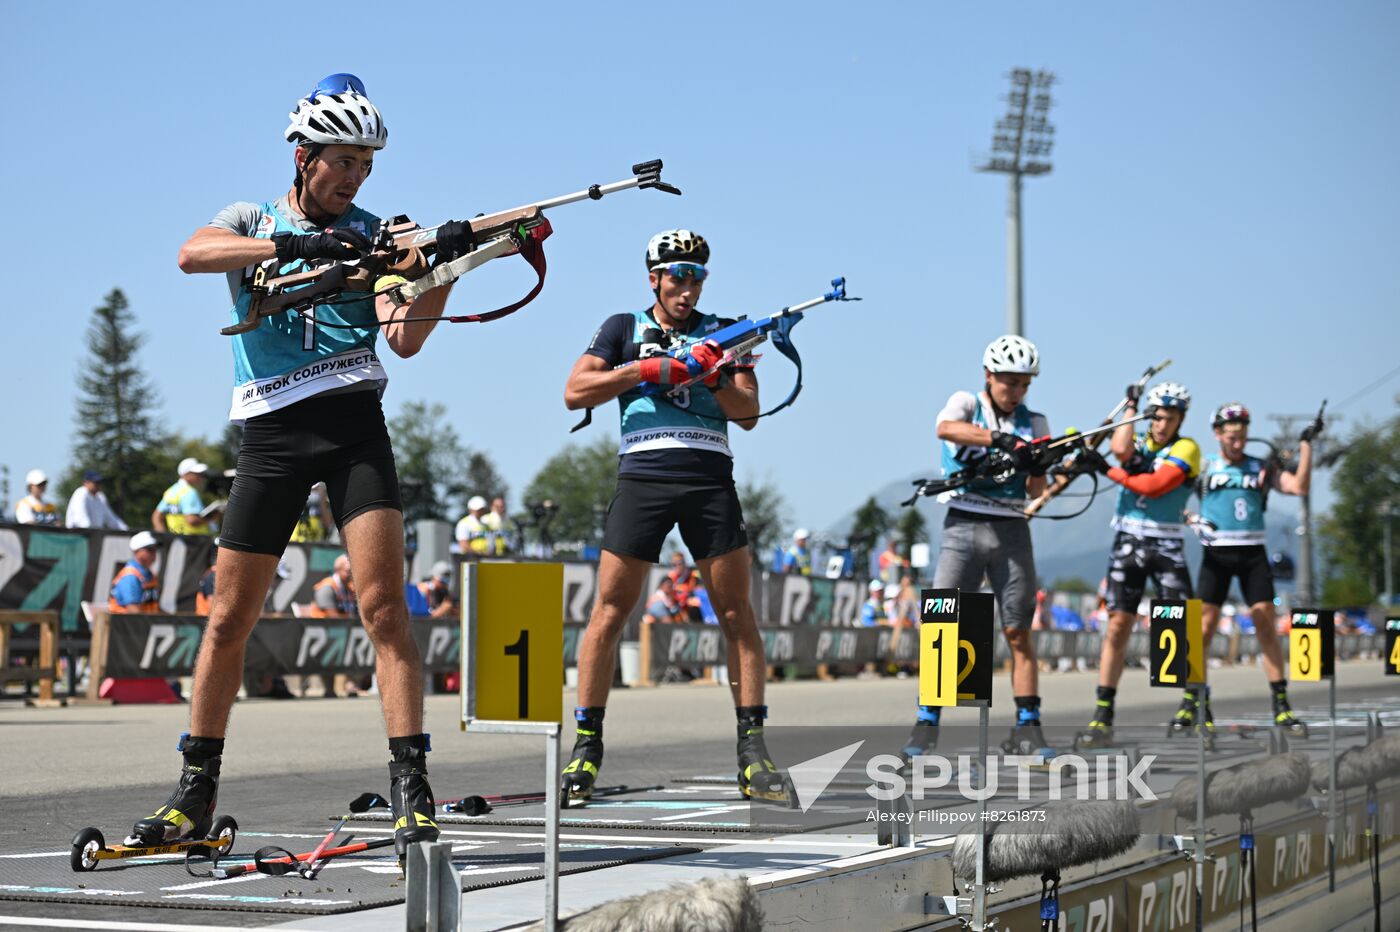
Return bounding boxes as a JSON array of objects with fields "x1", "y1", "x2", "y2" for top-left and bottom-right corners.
[
  {"x1": 561, "y1": 230, "x2": 791, "y2": 804},
  {"x1": 133, "y1": 74, "x2": 479, "y2": 857},
  {"x1": 905, "y1": 335, "x2": 1059, "y2": 762}
]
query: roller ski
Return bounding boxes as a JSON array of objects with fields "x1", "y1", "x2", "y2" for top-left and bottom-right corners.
[
  {"x1": 1074, "y1": 720, "x2": 1117, "y2": 751},
  {"x1": 1272, "y1": 696, "x2": 1309, "y2": 739},
  {"x1": 561, "y1": 707, "x2": 605, "y2": 807},
  {"x1": 388, "y1": 734, "x2": 439, "y2": 858},
  {"x1": 71, "y1": 816, "x2": 237, "y2": 873},
  {"x1": 737, "y1": 705, "x2": 795, "y2": 807}
]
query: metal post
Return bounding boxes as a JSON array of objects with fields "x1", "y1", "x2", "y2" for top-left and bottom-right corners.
[
  {"x1": 1006, "y1": 173, "x2": 1023, "y2": 336},
  {"x1": 1297, "y1": 491, "x2": 1315, "y2": 604},
  {"x1": 972, "y1": 705, "x2": 990, "y2": 931},
  {"x1": 544, "y1": 724, "x2": 560, "y2": 932},
  {"x1": 1194, "y1": 712, "x2": 1207, "y2": 932},
  {"x1": 1328, "y1": 675, "x2": 1337, "y2": 892},
  {"x1": 1383, "y1": 505, "x2": 1394, "y2": 605}
]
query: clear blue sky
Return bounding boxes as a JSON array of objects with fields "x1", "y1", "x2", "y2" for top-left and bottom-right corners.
[{"x1": 4, "y1": 1, "x2": 1397, "y2": 530}]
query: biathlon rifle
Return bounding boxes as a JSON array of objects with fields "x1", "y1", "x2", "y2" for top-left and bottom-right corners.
[
  {"x1": 220, "y1": 159, "x2": 681, "y2": 336},
  {"x1": 570, "y1": 277, "x2": 861, "y2": 432},
  {"x1": 1021, "y1": 357, "x2": 1172, "y2": 517},
  {"x1": 902, "y1": 413, "x2": 1153, "y2": 510}
]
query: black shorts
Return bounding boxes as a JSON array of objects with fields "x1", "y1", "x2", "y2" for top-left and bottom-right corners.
[
  {"x1": 219, "y1": 389, "x2": 401, "y2": 555},
  {"x1": 601, "y1": 476, "x2": 748, "y2": 563},
  {"x1": 1104, "y1": 531, "x2": 1193, "y2": 613},
  {"x1": 1198, "y1": 545, "x2": 1275, "y2": 606}
]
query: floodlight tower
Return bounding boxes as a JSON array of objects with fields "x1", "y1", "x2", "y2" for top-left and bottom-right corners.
[{"x1": 977, "y1": 69, "x2": 1056, "y2": 337}]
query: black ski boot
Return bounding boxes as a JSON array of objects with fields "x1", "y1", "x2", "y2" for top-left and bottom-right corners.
[
  {"x1": 1074, "y1": 692, "x2": 1117, "y2": 751},
  {"x1": 388, "y1": 734, "x2": 438, "y2": 858},
  {"x1": 1167, "y1": 687, "x2": 1215, "y2": 750},
  {"x1": 737, "y1": 706, "x2": 792, "y2": 805},
  {"x1": 128, "y1": 735, "x2": 222, "y2": 846},
  {"x1": 1001, "y1": 697, "x2": 1054, "y2": 762},
  {"x1": 561, "y1": 707, "x2": 604, "y2": 805},
  {"x1": 1271, "y1": 683, "x2": 1309, "y2": 738}
]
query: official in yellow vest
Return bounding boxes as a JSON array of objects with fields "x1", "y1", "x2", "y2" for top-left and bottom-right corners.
[
  {"x1": 152, "y1": 458, "x2": 217, "y2": 536},
  {"x1": 14, "y1": 469, "x2": 61, "y2": 526}
]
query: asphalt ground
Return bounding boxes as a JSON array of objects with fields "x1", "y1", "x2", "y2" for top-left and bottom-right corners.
[{"x1": 0, "y1": 659, "x2": 1394, "y2": 929}]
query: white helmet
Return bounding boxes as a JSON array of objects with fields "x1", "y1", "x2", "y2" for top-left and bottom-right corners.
[
  {"x1": 868, "y1": 579, "x2": 884, "y2": 593},
  {"x1": 129, "y1": 531, "x2": 159, "y2": 552},
  {"x1": 1144, "y1": 381, "x2": 1191, "y2": 413},
  {"x1": 468, "y1": 495, "x2": 488, "y2": 511},
  {"x1": 646, "y1": 230, "x2": 709, "y2": 270},
  {"x1": 793, "y1": 528, "x2": 810, "y2": 541},
  {"x1": 25, "y1": 468, "x2": 47, "y2": 487},
  {"x1": 983, "y1": 335, "x2": 1040, "y2": 375},
  {"x1": 285, "y1": 81, "x2": 387, "y2": 150}
]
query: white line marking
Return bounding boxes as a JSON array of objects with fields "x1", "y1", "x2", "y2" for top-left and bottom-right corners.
[{"x1": 0, "y1": 917, "x2": 327, "y2": 931}]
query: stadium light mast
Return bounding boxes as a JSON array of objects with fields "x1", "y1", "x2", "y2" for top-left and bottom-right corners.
[{"x1": 977, "y1": 68, "x2": 1056, "y2": 337}]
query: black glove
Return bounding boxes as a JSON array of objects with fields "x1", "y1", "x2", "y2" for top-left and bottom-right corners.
[
  {"x1": 272, "y1": 228, "x2": 371, "y2": 264},
  {"x1": 990, "y1": 431, "x2": 1035, "y2": 471},
  {"x1": 434, "y1": 220, "x2": 478, "y2": 263},
  {"x1": 989, "y1": 431, "x2": 1022, "y2": 454},
  {"x1": 1027, "y1": 441, "x2": 1060, "y2": 477},
  {"x1": 1124, "y1": 383, "x2": 1143, "y2": 405},
  {"x1": 1076, "y1": 448, "x2": 1112, "y2": 476},
  {"x1": 1300, "y1": 416, "x2": 1324, "y2": 443},
  {"x1": 1121, "y1": 452, "x2": 1153, "y2": 475}
]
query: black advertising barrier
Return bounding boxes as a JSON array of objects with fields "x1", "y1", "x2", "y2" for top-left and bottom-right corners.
[
  {"x1": 102, "y1": 614, "x2": 464, "y2": 678},
  {"x1": 645, "y1": 623, "x2": 920, "y2": 679}
]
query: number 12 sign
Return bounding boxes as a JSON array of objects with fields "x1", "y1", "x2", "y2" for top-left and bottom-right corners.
[{"x1": 918, "y1": 589, "x2": 993, "y2": 708}]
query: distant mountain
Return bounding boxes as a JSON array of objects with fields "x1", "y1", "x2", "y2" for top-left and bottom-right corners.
[{"x1": 826, "y1": 470, "x2": 1303, "y2": 588}]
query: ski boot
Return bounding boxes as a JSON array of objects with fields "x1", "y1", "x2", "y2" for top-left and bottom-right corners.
[
  {"x1": 737, "y1": 706, "x2": 794, "y2": 806},
  {"x1": 1074, "y1": 720, "x2": 1116, "y2": 751},
  {"x1": 1001, "y1": 722, "x2": 1055, "y2": 763},
  {"x1": 561, "y1": 707, "x2": 605, "y2": 806},
  {"x1": 1166, "y1": 688, "x2": 1215, "y2": 751},
  {"x1": 1272, "y1": 690, "x2": 1309, "y2": 738},
  {"x1": 127, "y1": 735, "x2": 222, "y2": 846},
  {"x1": 388, "y1": 734, "x2": 439, "y2": 858}
]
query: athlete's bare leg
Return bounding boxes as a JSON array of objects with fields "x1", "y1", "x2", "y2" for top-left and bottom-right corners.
[
  {"x1": 696, "y1": 546, "x2": 764, "y2": 707},
  {"x1": 341, "y1": 506, "x2": 422, "y2": 736},
  {"x1": 1250, "y1": 601, "x2": 1286, "y2": 682},
  {"x1": 1003, "y1": 626, "x2": 1038, "y2": 697},
  {"x1": 576, "y1": 550, "x2": 652, "y2": 708},
  {"x1": 188, "y1": 549, "x2": 280, "y2": 737},
  {"x1": 1097, "y1": 610, "x2": 1137, "y2": 689}
]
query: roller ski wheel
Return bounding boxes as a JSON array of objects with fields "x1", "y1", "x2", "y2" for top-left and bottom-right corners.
[
  {"x1": 1001, "y1": 723, "x2": 1055, "y2": 764},
  {"x1": 70, "y1": 827, "x2": 105, "y2": 872},
  {"x1": 1073, "y1": 721, "x2": 1116, "y2": 751},
  {"x1": 561, "y1": 731, "x2": 604, "y2": 808}
]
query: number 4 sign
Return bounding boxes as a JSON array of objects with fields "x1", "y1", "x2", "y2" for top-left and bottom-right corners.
[
  {"x1": 1386, "y1": 618, "x2": 1400, "y2": 677},
  {"x1": 918, "y1": 588, "x2": 993, "y2": 708},
  {"x1": 461, "y1": 562, "x2": 564, "y2": 725}
]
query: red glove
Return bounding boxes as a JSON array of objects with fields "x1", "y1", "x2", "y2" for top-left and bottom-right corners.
[
  {"x1": 687, "y1": 340, "x2": 727, "y2": 388},
  {"x1": 638, "y1": 356, "x2": 692, "y2": 386}
]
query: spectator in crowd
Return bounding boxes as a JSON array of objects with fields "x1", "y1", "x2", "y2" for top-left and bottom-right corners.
[
  {"x1": 878, "y1": 538, "x2": 906, "y2": 584},
  {"x1": 65, "y1": 470, "x2": 128, "y2": 530},
  {"x1": 642, "y1": 575, "x2": 685, "y2": 624},
  {"x1": 666, "y1": 551, "x2": 704, "y2": 621},
  {"x1": 489, "y1": 496, "x2": 514, "y2": 553},
  {"x1": 420, "y1": 561, "x2": 458, "y2": 619},
  {"x1": 290, "y1": 483, "x2": 332, "y2": 542},
  {"x1": 860, "y1": 580, "x2": 887, "y2": 627},
  {"x1": 455, "y1": 495, "x2": 496, "y2": 555},
  {"x1": 782, "y1": 528, "x2": 812, "y2": 576},
  {"x1": 311, "y1": 554, "x2": 357, "y2": 617},
  {"x1": 152, "y1": 458, "x2": 218, "y2": 536},
  {"x1": 404, "y1": 579, "x2": 431, "y2": 618},
  {"x1": 109, "y1": 531, "x2": 161, "y2": 613},
  {"x1": 15, "y1": 469, "x2": 61, "y2": 525}
]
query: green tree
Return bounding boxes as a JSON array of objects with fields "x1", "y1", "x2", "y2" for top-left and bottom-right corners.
[
  {"x1": 388, "y1": 400, "x2": 504, "y2": 523},
  {"x1": 894, "y1": 506, "x2": 928, "y2": 559},
  {"x1": 1050, "y1": 576, "x2": 1095, "y2": 595},
  {"x1": 848, "y1": 495, "x2": 892, "y2": 575},
  {"x1": 521, "y1": 437, "x2": 618, "y2": 546},
  {"x1": 737, "y1": 476, "x2": 790, "y2": 566},
  {"x1": 1318, "y1": 406, "x2": 1400, "y2": 604},
  {"x1": 65, "y1": 289, "x2": 169, "y2": 521}
]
